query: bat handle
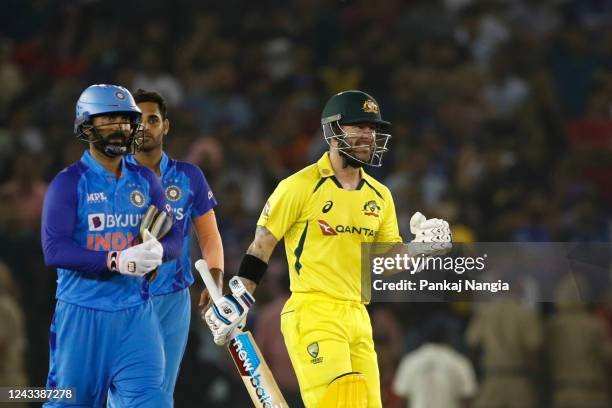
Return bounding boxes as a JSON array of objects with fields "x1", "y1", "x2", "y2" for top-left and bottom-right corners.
[{"x1": 195, "y1": 259, "x2": 222, "y2": 302}]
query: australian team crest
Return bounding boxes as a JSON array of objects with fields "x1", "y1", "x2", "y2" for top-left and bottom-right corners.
[
  {"x1": 362, "y1": 200, "x2": 381, "y2": 218},
  {"x1": 130, "y1": 190, "x2": 145, "y2": 208},
  {"x1": 362, "y1": 99, "x2": 379, "y2": 114},
  {"x1": 307, "y1": 342, "x2": 323, "y2": 364},
  {"x1": 165, "y1": 185, "x2": 182, "y2": 202}
]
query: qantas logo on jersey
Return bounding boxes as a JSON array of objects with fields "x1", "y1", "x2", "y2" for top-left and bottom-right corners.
[
  {"x1": 317, "y1": 220, "x2": 337, "y2": 235},
  {"x1": 317, "y1": 220, "x2": 376, "y2": 237},
  {"x1": 88, "y1": 213, "x2": 143, "y2": 231},
  {"x1": 86, "y1": 192, "x2": 108, "y2": 204}
]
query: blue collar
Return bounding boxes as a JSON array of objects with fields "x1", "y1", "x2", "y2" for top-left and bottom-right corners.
[
  {"x1": 126, "y1": 152, "x2": 169, "y2": 177},
  {"x1": 80, "y1": 150, "x2": 125, "y2": 177}
]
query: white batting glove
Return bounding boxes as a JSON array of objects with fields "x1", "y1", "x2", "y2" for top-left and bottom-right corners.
[
  {"x1": 142, "y1": 228, "x2": 164, "y2": 259},
  {"x1": 204, "y1": 277, "x2": 255, "y2": 346},
  {"x1": 410, "y1": 212, "x2": 452, "y2": 255},
  {"x1": 107, "y1": 236, "x2": 163, "y2": 277}
]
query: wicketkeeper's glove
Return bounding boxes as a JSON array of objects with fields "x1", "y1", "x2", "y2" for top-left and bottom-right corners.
[
  {"x1": 135, "y1": 205, "x2": 174, "y2": 281},
  {"x1": 204, "y1": 276, "x2": 255, "y2": 346}
]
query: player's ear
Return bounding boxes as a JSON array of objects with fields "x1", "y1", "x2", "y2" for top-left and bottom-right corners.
[{"x1": 163, "y1": 118, "x2": 170, "y2": 136}]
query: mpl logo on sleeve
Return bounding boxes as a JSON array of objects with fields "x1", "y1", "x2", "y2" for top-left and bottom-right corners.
[{"x1": 87, "y1": 192, "x2": 108, "y2": 204}]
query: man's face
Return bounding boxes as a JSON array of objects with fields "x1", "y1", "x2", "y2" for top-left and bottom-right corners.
[
  {"x1": 90, "y1": 114, "x2": 132, "y2": 147},
  {"x1": 340, "y1": 124, "x2": 376, "y2": 162},
  {"x1": 138, "y1": 101, "x2": 168, "y2": 152}
]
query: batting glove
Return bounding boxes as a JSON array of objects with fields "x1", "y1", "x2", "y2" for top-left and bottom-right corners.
[
  {"x1": 409, "y1": 212, "x2": 452, "y2": 255},
  {"x1": 204, "y1": 277, "x2": 255, "y2": 346},
  {"x1": 142, "y1": 228, "x2": 164, "y2": 259},
  {"x1": 107, "y1": 232, "x2": 163, "y2": 277}
]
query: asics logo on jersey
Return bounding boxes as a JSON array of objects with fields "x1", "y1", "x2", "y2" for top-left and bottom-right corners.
[
  {"x1": 317, "y1": 220, "x2": 376, "y2": 237},
  {"x1": 88, "y1": 213, "x2": 143, "y2": 231},
  {"x1": 86, "y1": 192, "x2": 108, "y2": 204},
  {"x1": 322, "y1": 201, "x2": 333, "y2": 213}
]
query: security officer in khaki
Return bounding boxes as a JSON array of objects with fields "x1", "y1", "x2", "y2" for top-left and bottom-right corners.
[
  {"x1": 466, "y1": 298, "x2": 542, "y2": 408},
  {"x1": 547, "y1": 275, "x2": 612, "y2": 408}
]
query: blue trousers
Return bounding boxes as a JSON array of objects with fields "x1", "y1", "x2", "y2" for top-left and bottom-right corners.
[
  {"x1": 45, "y1": 301, "x2": 170, "y2": 408},
  {"x1": 107, "y1": 288, "x2": 190, "y2": 407},
  {"x1": 151, "y1": 288, "x2": 191, "y2": 399}
]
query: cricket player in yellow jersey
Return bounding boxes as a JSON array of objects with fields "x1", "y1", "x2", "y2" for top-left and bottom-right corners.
[{"x1": 203, "y1": 90, "x2": 452, "y2": 407}]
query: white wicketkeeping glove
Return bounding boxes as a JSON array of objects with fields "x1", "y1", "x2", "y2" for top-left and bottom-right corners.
[
  {"x1": 409, "y1": 212, "x2": 452, "y2": 256},
  {"x1": 204, "y1": 277, "x2": 255, "y2": 346},
  {"x1": 107, "y1": 229, "x2": 163, "y2": 276}
]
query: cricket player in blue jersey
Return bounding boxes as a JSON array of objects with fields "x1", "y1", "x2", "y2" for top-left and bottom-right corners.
[
  {"x1": 41, "y1": 84, "x2": 183, "y2": 407},
  {"x1": 112, "y1": 88, "x2": 223, "y2": 403}
]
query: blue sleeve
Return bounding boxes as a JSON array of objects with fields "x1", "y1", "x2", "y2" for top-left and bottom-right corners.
[
  {"x1": 138, "y1": 166, "x2": 183, "y2": 261},
  {"x1": 41, "y1": 166, "x2": 109, "y2": 277},
  {"x1": 185, "y1": 163, "x2": 217, "y2": 219}
]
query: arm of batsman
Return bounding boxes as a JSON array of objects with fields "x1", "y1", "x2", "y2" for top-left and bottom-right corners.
[
  {"x1": 409, "y1": 212, "x2": 452, "y2": 256},
  {"x1": 204, "y1": 276, "x2": 255, "y2": 345}
]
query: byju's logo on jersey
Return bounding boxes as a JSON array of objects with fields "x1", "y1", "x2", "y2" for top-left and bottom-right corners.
[
  {"x1": 88, "y1": 213, "x2": 143, "y2": 231},
  {"x1": 87, "y1": 192, "x2": 108, "y2": 204},
  {"x1": 88, "y1": 213, "x2": 105, "y2": 231}
]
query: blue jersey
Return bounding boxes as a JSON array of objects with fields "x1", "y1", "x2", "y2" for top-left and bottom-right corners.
[
  {"x1": 41, "y1": 151, "x2": 183, "y2": 311},
  {"x1": 127, "y1": 153, "x2": 217, "y2": 295}
]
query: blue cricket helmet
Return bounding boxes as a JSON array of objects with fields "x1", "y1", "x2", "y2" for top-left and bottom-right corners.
[{"x1": 74, "y1": 84, "x2": 142, "y2": 135}]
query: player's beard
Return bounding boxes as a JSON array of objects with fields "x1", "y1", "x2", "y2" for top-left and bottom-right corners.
[
  {"x1": 93, "y1": 130, "x2": 130, "y2": 157},
  {"x1": 341, "y1": 144, "x2": 373, "y2": 168}
]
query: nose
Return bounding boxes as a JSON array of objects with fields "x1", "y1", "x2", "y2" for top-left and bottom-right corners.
[{"x1": 357, "y1": 129, "x2": 374, "y2": 142}]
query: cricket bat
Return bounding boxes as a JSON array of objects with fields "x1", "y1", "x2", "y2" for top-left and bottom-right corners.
[{"x1": 195, "y1": 259, "x2": 289, "y2": 408}]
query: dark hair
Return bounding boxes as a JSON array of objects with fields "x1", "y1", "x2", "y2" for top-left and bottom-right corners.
[{"x1": 132, "y1": 88, "x2": 168, "y2": 119}]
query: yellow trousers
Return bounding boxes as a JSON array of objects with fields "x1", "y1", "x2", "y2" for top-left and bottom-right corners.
[{"x1": 280, "y1": 293, "x2": 382, "y2": 408}]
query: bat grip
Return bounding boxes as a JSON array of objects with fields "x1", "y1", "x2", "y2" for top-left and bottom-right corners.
[{"x1": 195, "y1": 259, "x2": 222, "y2": 302}]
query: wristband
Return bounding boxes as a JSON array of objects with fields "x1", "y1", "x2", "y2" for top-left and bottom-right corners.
[
  {"x1": 107, "y1": 251, "x2": 119, "y2": 273},
  {"x1": 237, "y1": 254, "x2": 268, "y2": 284}
]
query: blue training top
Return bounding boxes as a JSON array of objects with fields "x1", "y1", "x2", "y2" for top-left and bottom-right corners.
[
  {"x1": 127, "y1": 152, "x2": 217, "y2": 296},
  {"x1": 41, "y1": 151, "x2": 183, "y2": 311}
]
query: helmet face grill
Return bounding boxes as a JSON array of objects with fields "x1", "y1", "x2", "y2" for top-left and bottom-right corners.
[
  {"x1": 320, "y1": 90, "x2": 392, "y2": 167},
  {"x1": 74, "y1": 84, "x2": 143, "y2": 156},
  {"x1": 322, "y1": 120, "x2": 391, "y2": 167}
]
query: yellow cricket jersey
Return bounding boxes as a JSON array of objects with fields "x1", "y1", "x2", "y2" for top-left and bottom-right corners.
[{"x1": 257, "y1": 153, "x2": 402, "y2": 302}]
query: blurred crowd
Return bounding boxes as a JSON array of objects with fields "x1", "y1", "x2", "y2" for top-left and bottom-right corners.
[{"x1": 0, "y1": 0, "x2": 611, "y2": 406}]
